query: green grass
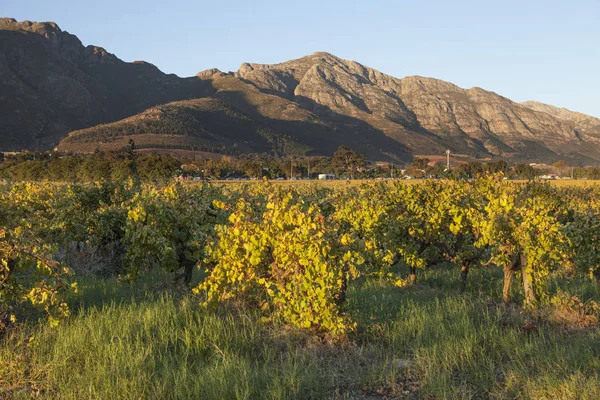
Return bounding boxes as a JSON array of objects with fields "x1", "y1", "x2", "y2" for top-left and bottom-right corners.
[{"x1": 2, "y1": 268, "x2": 600, "y2": 399}]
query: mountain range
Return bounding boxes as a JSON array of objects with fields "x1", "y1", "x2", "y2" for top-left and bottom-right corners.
[{"x1": 2, "y1": 18, "x2": 599, "y2": 163}]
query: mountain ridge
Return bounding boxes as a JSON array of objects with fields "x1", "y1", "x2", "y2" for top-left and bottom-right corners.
[
  {"x1": 2, "y1": 19, "x2": 600, "y2": 163},
  {"x1": 521, "y1": 100, "x2": 600, "y2": 140},
  {"x1": 0, "y1": 18, "x2": 210, "y2": 150},
  {"x1": 229, "y1": 51, "x2": 593, "y2": 161}
]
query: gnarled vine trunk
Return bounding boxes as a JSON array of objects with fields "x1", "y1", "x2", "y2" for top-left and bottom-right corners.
[
  {"x1": 183, "y1": 259, "x2": 196, "y2": 286},
  {"x1": 336, "y1": 264, "x2": 349, "y2": 305},
  {"x1": 503, "y1": 267, "x2": 515, "y2": 304},
  {"x1": 503, "y1": 254, "x2": 521, "y2": 304},
  {"x1": 173, "y1": 256, "x2": 197, "y2": 286},
  {"x1": 520, "y1": 253, "x2": 536, "y2": 305},
  {"x1": 460, "y1": 263, "x2": 470, "y2": 293},
  {"x1": 409, "y1": 265, "x2": 417, "y2": 285}
]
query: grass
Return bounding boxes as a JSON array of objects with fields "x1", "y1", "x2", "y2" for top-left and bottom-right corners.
[{"x1": 2, "y1": 268, "x2": 600, "y2": 399}]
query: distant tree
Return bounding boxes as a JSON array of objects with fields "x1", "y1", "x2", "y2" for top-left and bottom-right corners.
[
  {"x1": 486, "y1": 160, "x2": 509, "y2": 174},
  {"x1": 310, "y1": 156, "x2": 335, "y2": 175},
  {"x1": 553, "y1": 160, "x2": 569, "y2": 169},
  {"x1": 332, "y1": 146, "x2": 367, "y2": 179},
  {"x1": 553, "y1": 160, "x2": 570, "y2": 177},
  {"x1": 411, "y1": 157, "x2": 431, "y2": 171},
  {"x1": 240, "y1": 159, "x2": 262, "y2": 179},
  {"x1": 403, "y1": 157, "x2": 430, "y2": 178},
  {"x1": 573, "y1": 166, "x2": 600, "y2": 180},
  {"x1": 125, "y1": 139, "x2": 139, "y2": 181},
  {"x1": 137, "y1": 154, "x2": 181, "y2": 181},
  {"x1": 513, "y1": 163, "x2": 537, "y2": 180},
  {"x1": 425, "y1": 162, "x2": 446, "y2": 178},
  {"x1": 573, "y1": 167, "x2": 588, "y2": 180},
  {"x1": 465, "y1": 161, "x2": 485, "y2": 178},
  {"x1": 589, "y1": 167, "x2": 600, "y2": 180}
]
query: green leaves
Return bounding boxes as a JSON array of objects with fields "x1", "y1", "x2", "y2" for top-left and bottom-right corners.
[{"x1": 123, "y1": 182, "x2": 216, "y2": 281}]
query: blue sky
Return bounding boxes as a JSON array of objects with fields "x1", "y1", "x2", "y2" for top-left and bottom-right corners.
[{"x1": 4, "y1": 0, "x2": 600, "y2": 117}]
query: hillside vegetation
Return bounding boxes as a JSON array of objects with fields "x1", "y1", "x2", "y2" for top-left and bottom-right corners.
[{"x1": 58, "y1": 98, "x2": 309, "y2": 156}]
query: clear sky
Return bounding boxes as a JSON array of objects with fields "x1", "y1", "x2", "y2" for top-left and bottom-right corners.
[{"x1": 4, "y1": 0, "x2": 600, "y2": 117}]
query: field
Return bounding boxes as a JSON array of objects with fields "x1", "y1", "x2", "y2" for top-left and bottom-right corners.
[
  {"x1": 210, "y1": 178, "x2": 600, "y2": 187},
  {"x1": 2, "y1": 178, "x2": 600, "y2": 399}
]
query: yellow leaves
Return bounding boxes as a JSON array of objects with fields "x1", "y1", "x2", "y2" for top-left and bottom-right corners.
[
  {"x1": 26, "y1": 287, "x2": 49, "y2": 305},
  {"x1": 57, "y1": 302, "x2": 71, "y2": 319},
  {"x1": 200, "y1": 189, "x2": 357, "y2": 336},
  {"x1": 342, "y1": 251, "x2": 353, "y2": 263},
  {"x1": 127, "y1": 207, "x2": 146, "y2": 223},
  {"x1": 449, "y1": 215, "x2": 463, "y2": 235},
  {"x1": 499, "y1": 196, "x2": 508, "y2": 209},
  {"x1": 393, "y1": 278, "x2": 408, "y2": 288},
  {"x1": 341, "y1": 233, "x2": 352, "y2": 246},
  {"x1": 212, "y1": 199, "x2": 226, "y2": 209},
  {"x1": 36, "y1": 260, "x2": 53, "y2": 275},
  {"x1": 48, "y1": 316, "x2": 59, "y2": 328},
  {"x1": 249, "y1": 254, "x2": 261, "y2": 266},
  {"x1": 453, "y1": 214, "x2": 463, "y2": 226}
]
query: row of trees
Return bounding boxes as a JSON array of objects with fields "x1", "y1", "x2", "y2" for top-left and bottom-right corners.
[
  {"x1": 404, "y1": 158, "x2": 599, "y2": 180},
  {"x1": 2, "y1": 145, "x2": 599, "y2": 182},
  {"x1": 0, "y1": 146, "x2": 368, "y2": 182},
  {"x1": 404, "y1": 158, "x2": 523, "y2": 180},
  {"x1": 0, "y1": 148, "x2": 180, "y2": 182}
]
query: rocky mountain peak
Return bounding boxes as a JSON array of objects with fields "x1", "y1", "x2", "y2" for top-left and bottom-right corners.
[
  {"x1": 83, "y1": 45, "x2": 119, "y2": 64},
  {"x1": 522, "y1": 101, "x2": 600, "y2": 139},
  {"x1": 1, "y1": 18, "x2": 73, "y2": 46},
  {"x1": 228, "y1": 52, "x2": 598, "y2": 161},
  {"x1": 196, "y1": 68, "x2": 222, "y2": 79},
  {"x1": 521, "y1": 101, "x2": 599, "y2": 123}
]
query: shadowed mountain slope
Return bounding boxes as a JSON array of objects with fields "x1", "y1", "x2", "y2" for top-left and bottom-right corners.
[{"x1": 0, "y1": 18, "x2": 210, "y2": 150}]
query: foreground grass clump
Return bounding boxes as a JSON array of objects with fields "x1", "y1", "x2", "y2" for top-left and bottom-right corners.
[{"x1": 2, "y1": 269, "x2": 600, "y2": 399}]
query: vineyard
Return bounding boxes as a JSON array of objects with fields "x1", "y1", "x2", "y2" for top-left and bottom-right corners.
[{"x1": 1, "y1": 177, "x2": 600, "y2": 398}]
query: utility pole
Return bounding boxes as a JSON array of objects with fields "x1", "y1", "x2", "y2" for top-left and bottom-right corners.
[{"x1": 446, "y1": 149, "x2": 451, "y2": 171}]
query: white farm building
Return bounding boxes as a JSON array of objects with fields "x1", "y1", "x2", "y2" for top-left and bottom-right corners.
[{"x1": 318, "y1": 173, "x2": 336, "y2": 180}]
